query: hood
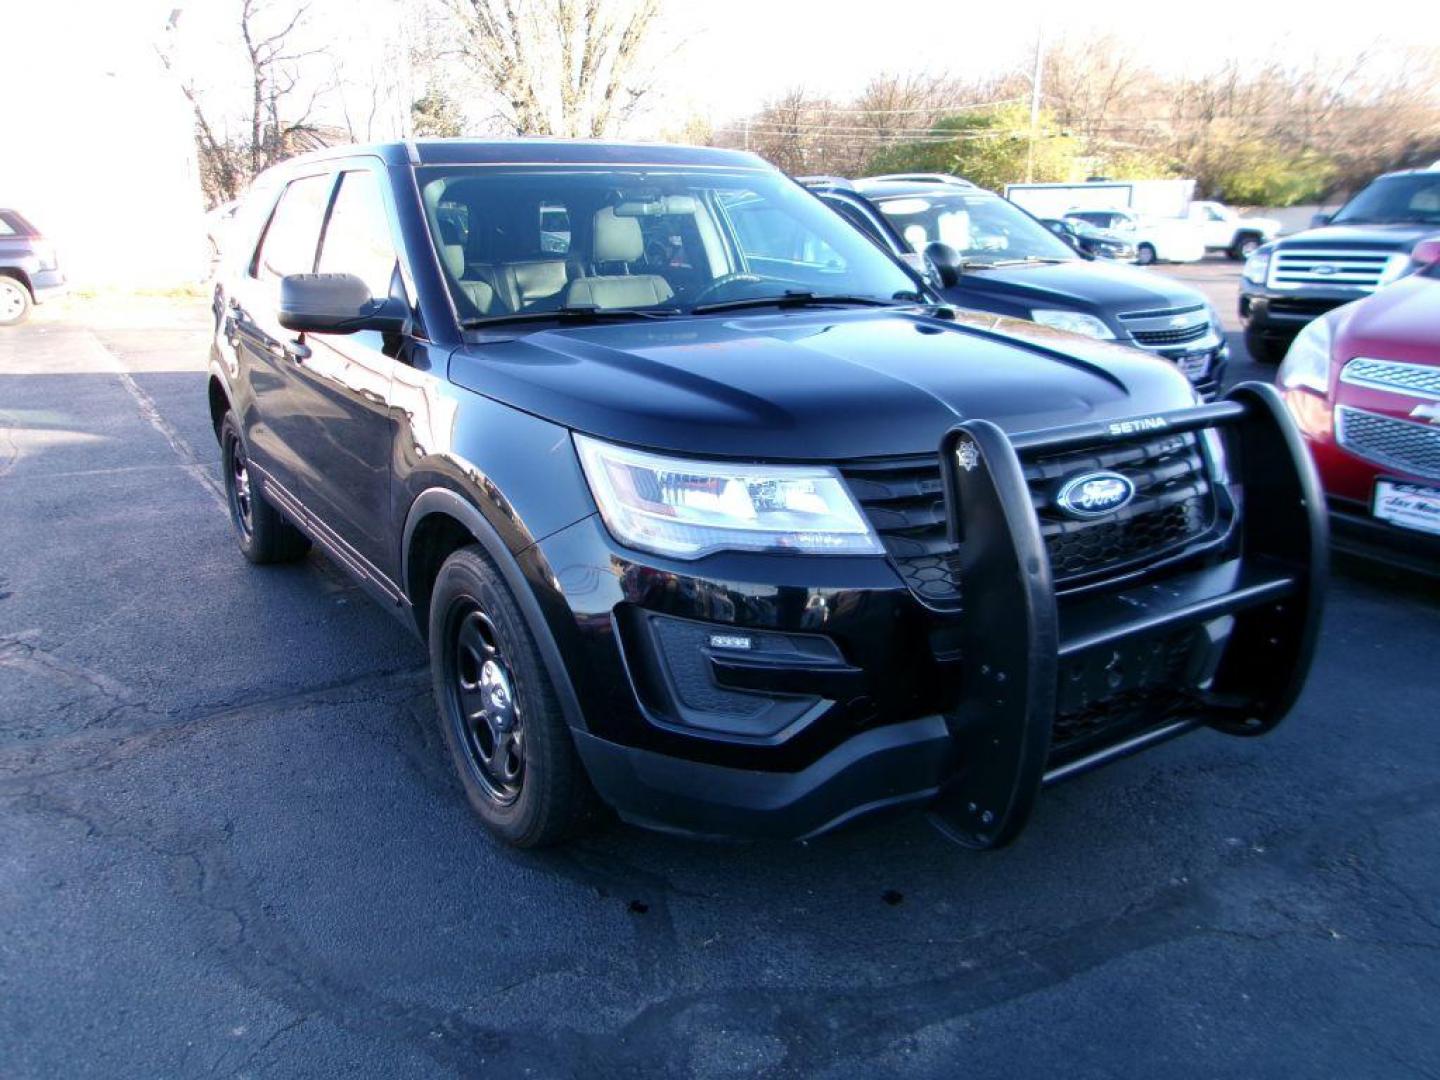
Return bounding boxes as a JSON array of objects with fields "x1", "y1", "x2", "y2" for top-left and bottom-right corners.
[
  {"x1": 1336, "y1": 274, "x2": 1440, "y2": 366},
  {"x1": 945, "y1": 259, "x2": 1201, "y2": 318},
  {"x1": 448, "y1": 307, "x2": 1195, "y2": 461},
  {"x1": 1279, "y1": 223, "x2": 1436, "y2": 251}
]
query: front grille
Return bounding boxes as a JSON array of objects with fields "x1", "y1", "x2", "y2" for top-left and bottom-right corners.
[
  {"x1": 1024, "y1": 433, "x2": 1216, "y2": 581},
  {"x1": 842, "y1": 432, "x2": 1220, "y2": 604},
  {"x1": 1336, "y1": 406, "x2": 1440, "y2": 479},
  {"x1": 1267, "y1": 248, "x2": 1393, "y2": 289},
  {"x1": 1051, "y1": 628, "x2": 1198, "y2": 759},
  {"x1": 1341, "y1": 358, "x2": 1440, "y2": 400},
  {"x1": 839, "y1": 457, "x2": 959, "y2": 607},
  {"x1": 1131, "y1": 323, "x2": 1209, "y2": 347}
]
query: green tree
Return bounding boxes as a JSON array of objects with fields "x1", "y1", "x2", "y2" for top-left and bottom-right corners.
[{"x1": 865, "y1": 106, "x2": 1080, "y2": 191}]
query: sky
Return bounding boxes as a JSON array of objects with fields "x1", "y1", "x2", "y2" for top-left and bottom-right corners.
[{"x1": 5, "y1": 0, "x2": 1438, "y2": 142}]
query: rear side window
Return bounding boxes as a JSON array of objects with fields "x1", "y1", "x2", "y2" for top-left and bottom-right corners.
[
  {"x1": 317, "y1": 170, "x2": 399, "y2": 298},
  {"x1": 0, "y1": 211, "x2": 34, "y2": 236},
  {"x1": 254, "y1": 173, "x2": 333, "y2": 281}
]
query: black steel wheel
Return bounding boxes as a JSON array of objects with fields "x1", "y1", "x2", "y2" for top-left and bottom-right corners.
[
  {"x1": 444, "y1": 605, "x2": 526, "y2": 804},
  {"x1": 218, "y1": 412, "x2": 310, "y2": 564},
  {"x1": 428, "y1": 545, "x2": 597, "y2": 846}
]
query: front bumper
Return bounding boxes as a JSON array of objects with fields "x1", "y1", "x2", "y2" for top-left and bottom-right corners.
[
  {"x1": 530, "y1": 385, "x2": 1325, "y2": 845},
  {"x1": 1240, "y1": 287, "x2": 1368, "y2": 338}
]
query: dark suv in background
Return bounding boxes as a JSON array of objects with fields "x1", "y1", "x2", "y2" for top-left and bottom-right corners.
[
  {"x1": 1241, "y1": 166, "x2": 1440, "y2": 363},
  {"x1": 0, "y1": 209, "x2": 67, "y2": 326},
  {"x1": 804, "y1": 178, "x2": 1229, "y2": 399},
  {"x1": 208, "y1": 139, "x2": 1322, "y2": 851}
]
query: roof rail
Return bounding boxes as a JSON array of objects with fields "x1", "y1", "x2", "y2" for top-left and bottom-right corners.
[
  {"x1": 860, "y1": 173, "x2": 978, "y2": 188},
  {"x1": 793, "y1": 175, "x2": 855, "y2": 191}
]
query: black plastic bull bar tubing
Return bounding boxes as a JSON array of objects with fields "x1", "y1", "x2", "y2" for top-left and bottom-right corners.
[{"x1": 927, "y1": 381, "x2": 1327, "y2": 850}]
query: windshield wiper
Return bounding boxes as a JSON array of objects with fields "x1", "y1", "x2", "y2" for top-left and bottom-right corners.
[
  {"x1": 691, "y1": 289, "x2": 914, "y2": 315},
  {"x1": 461, "y1": 305, "x2": 682, "y2": 328}
]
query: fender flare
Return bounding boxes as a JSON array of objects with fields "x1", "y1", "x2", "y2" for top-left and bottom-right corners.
[{"x1": 401, "y1": 487, "x2": 589, "y2": 733}]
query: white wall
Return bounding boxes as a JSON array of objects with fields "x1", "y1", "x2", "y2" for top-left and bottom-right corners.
[{"x1": 2, "y1": 2, "x2": 207, "y2": 288}]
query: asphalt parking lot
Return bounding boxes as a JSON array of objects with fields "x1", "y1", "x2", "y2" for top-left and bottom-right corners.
[{"x1": 3, "y1": 265, "x2": 1439, "y2": 1078}]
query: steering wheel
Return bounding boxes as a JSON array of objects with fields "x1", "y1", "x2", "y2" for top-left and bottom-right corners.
[{"x1": 689, "y1": 273, "x2": 764, "y2": 306}]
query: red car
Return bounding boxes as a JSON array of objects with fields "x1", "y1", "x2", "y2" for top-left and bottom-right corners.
[{"x1": 1278, "y1": 236, "x2": 1440, "y2": 571}]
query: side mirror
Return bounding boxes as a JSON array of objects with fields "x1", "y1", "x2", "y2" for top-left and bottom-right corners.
[
  {"x1": 1410, "y1": 236, "x2": 1440, "y2": 268},
  {"x1": 924, "y1": 241, "x2": 963, "y2": 288},
  {"x1": 279, "y1": 273, "x2": 407, "y2": 334},
  {"x1": 1310, "y1": 212, "x2": 1333, "y2": 228}
]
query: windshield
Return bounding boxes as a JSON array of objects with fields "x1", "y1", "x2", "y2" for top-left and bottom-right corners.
[
  {"x1": 872, "y1": 192, "x2": 1076, "y2": 265},
  {"x1": 416, "y1": 165, "x2": 920, "y2": 321},
  {"x1": 1332, "y1": 174, "x2": 1440, "y2": 226}
]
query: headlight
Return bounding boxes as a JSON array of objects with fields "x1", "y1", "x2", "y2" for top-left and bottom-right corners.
[
  {"x1": 1030, "y1": 309, "x2": 1116, "y2": 339},
  {"x1": 1276, "y1": 315, "x2": 1334, "y2": 394},
  {"x1": 574, "y1": 434, "x2": 884, "y2": 559},
  {"x1": 1242, "y1": 250, "x2": 1270, "y2": 285},
  {"x1": 1377, "y1": 252, "x2": 1412, "y2": 286}
]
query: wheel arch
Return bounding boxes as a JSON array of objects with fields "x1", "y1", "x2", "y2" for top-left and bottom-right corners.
[
  {"x1": 0, "y1": 266, "x2": 34, "y2": 295},
  {"x1": 207, "y1": 372, "x2": 233, "y2": 440},
  {"x1": 401, "y1": 487, "x2": 589, "y2": 733}
]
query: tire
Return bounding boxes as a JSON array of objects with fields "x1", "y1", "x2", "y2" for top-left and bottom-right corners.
[
  {"x1": 1135, "y1": 243, "x2": 1157, "y2": 266},
  {"x1": 429, "y1": 545, "x2": 596, "y2": 847},
  {"x1": 218, "y1": 412, "x2": 311, "y2": 563},
  {"x1": 1229, "y1": 235, "x2": 1261, "y2": 260},
  {"x1": 0, "y1": 275, "x2": 32, "y2": 326},
  {"x1": 1244, "y1": 323, "x2": 1289, "y2": 365}
]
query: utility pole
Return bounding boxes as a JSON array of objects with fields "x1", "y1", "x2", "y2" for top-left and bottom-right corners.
[{"x1": 1026, "y1": 29, "x2": 1044, "y2": 183}]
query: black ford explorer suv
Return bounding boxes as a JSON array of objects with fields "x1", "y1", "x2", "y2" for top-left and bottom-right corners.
[
  {"x1": 802, "y1": 178, "x2": 1229, "y2": 399},
  {"x1": 209, "y1": 140, "x2": 1324, "y2": 850},
  {"x1": 1241, "y1": 166, "x2": 1440, "y2": 363}
]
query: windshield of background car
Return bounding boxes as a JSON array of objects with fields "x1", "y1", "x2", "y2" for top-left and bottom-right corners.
[
  {"x1": 416, "y1": 166, "x2": 919, "y2": 320},
  {"x1": 1332, "y1": 175, "x2": 1440, "y2": 226},
  {"x1": 872, "y1": 193, "x2": 1076, "y2": 264}
]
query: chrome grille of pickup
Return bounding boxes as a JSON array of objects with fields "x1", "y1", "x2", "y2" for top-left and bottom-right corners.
[
  {"x1": 1341, "y1": 358, "x2": 1440, "y2": 400},
  {"x1": 841, "y1": 432, "x2": 1219, "y2": 605},
  {"x1": 1267, "y1": 248, "x2": 1393, "y2": 289},
  {"x1": 1336, "y1": 407, "x2": 1440, "y2": 479}
]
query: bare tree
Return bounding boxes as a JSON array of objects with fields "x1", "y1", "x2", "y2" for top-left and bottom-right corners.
[
  {"x1": 158, "y1": 1, "x2": 336, "y2": 207},
  {"x1": 437, "y1": 0, "x2": 660, "y2": 137}
]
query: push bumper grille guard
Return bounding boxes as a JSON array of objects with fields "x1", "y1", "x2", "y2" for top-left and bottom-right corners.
[{"x1": 929, "y1": 382, "x2": 1327, "y2": 849}]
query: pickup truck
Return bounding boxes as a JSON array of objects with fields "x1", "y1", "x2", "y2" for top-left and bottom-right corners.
[
  {"x1": 207, "y1": 139, "x2": 1324, "y2": 850},
  {"x1": 1186, "y1": 201, "x2": 1282, "y2": 259}
]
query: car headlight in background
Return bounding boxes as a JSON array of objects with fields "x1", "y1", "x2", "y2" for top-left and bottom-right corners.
[
  {"x1": 1242, "y1": 250, "x2": 1270, "y2": 285},
  {"x1": 1277, "y1": 314, "x2": 1334, "y2": 394},
  {"x1": 575, "y1": 434, "x2": 884, "y2": 559},
  {"x1": 1377, "y1": 252, "x2": 1414, "y2": 286},
  {"x1": 1030, "y1": 309, "x2": 1116, "y2": 339}
]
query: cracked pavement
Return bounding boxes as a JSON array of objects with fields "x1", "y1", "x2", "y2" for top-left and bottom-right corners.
[{"x1": 2, "y1": 283, "x2": 1438, "y2": 1078}]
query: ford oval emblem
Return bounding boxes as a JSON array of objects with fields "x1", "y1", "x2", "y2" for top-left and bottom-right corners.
[{"x1": 1056, "y1": 471, "x2": 1135, "y2": 519}]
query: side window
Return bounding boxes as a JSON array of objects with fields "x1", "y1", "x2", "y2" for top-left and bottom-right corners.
[
  {"x1": 727, "y1": 198, "x2": 845, "y2": 269},
  {"x1": 317, "y1": 170, "x2": 400, "y2": 298},
  {"x1": 0, "y1": 214, "x2": 16, "y2": 237},
  {"x1": 254, "y1": 173, "x2": 333, "y2": 281}
]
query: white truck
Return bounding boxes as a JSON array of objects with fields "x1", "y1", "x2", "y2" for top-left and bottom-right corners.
[{"x1": 1004, "y1": 180, "x2": 1281, "y2": 263}]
